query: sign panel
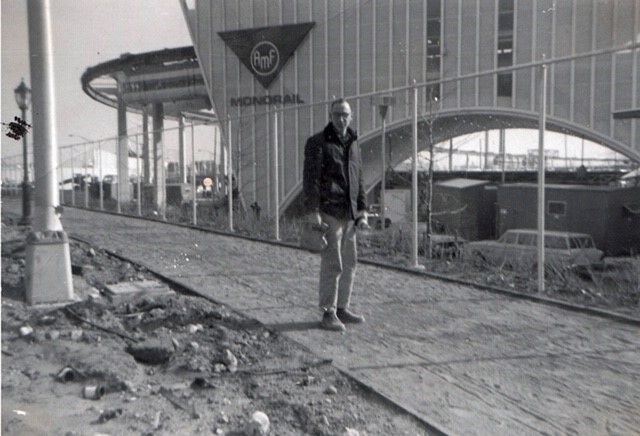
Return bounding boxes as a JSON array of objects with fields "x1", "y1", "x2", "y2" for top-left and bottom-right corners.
[{"x1": 219, "y1": 22, "x2": 315, "y2": 89}]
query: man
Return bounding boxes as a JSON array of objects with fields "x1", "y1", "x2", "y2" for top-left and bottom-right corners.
[{"x1": 302, "y1": 98, "x2": 369, "y2": 332}]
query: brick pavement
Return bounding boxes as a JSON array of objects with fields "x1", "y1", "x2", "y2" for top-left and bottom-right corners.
[{"x1": 13, "y1": 204, "x2": 640, "y2": 435}]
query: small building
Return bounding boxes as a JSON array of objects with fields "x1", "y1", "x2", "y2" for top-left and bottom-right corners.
[
  {"x1": 497, "y1": 184, "x2": 640, "y2": 256},
  {"x1": 432, "y1": 178, "x2": 497, "y2": 241}
]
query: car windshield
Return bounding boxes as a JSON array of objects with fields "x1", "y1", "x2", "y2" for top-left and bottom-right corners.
[
  {"x1": 569, "y1": 236, "x2": 595, "y2": 249},
  {"x1": 544, "y1": 235, "x2": 567, "y2": 249},
  {"x1": 499, "y1": 232, "x2": 518, "y2": 244},
  {"x1": 517, "y1": 233, "x2": 536, "y2": 246}
]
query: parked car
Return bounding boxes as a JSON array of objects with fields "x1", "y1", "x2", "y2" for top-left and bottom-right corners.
[
  {"x1": 428, "y1": 233, "x2": 467, "y2": 258},
  {"x1": 464, "y1": 229, "x2": 604, "y2": 269},
  {"x1": 359, "y1": 221, "x2": 466, "y2": 258},
  {"x1": 367, "y1": 213, "x2": 392, "y2": 230},
  {"x1": 366, "y1": 204, "x2": 391, "y2": 230}
]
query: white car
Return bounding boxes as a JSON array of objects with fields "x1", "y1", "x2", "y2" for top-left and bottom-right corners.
[{"x1": 465, "y1": 229, "x2": 604, "y2": 269}]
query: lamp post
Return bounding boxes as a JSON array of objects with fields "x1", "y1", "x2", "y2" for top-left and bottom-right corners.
[
  {"x1": 371, "y1": 96, "x2": 395, "y2": 230},
  {"x1": 14, "y1": 79, "x2": 32, "y2": 225}
]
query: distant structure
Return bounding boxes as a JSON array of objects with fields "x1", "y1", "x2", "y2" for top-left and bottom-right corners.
[{"x1": 81, "y1": 46, "x2": 215, "y2": 206}]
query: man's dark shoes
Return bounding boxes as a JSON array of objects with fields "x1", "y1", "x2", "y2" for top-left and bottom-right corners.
[
  {"x1": 321, "y1": 310, "x2": 346, "y2": 332},
  {"x1": 336, "y1": 308, "x2": 365, "y2": 324}
]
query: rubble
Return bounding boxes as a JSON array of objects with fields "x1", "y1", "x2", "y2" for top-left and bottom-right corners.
[
  {"x1": 103, "y1": 280, "x2": 173, "y2": 304},
  {"x1": 95, "y1": 408, "x2": 123, "y2": 423},
  {"x1": 0, "y1": 211, "x2": 437, "y2": 435},
  {"x1": 222, "y1": 349, "x2": 238, "y2": 373},
  {"x1": 188, "y1": 323, "x2": 204, "y2": 334},
  {"x1": 18, "y1": 325, "x2": 33, "y2": 336},
  {"x1": 244, "y1": 410, "x2": 270, "y2": 436},
  {"x1": 125, "y1": 336, "x2": 175, "y2": 364},
  {"x1": 83, "y1": 384, "x2": 106, "y2": 400},
  {"x1": 56, "y1": 366, "x2": 86, "y2": 383},
  {"x1": 325, "y1": 385, "x2": 338, "y2": 395}
]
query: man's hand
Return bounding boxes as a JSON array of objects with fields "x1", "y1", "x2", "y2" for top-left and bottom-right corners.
[
  {"x1": 355, "y1": 211, "x2": 370, "y2": 231},
  {"x1": 307, "y1": 212, "x2": 322, "y2": 226}
]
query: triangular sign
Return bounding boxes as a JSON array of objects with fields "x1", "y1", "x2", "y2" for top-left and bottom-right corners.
[{"x1": 219, "y1": 22, "x2": 315, "y2": 89}]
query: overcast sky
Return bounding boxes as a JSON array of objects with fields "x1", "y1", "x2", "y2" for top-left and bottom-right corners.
[{"x1": 1, "y1": 0, "x2": 192, "y2": 161}]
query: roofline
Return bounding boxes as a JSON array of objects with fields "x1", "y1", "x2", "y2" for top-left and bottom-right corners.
[
  {"x1": 81, "y1": 46, "x2": 214, "y2": 122},
  {"x1": 505, "y1": 229, "x2": 592, "y2": 237},
  {"x1": 81, "y1": 46, "x2": 197, "y2": 90}
]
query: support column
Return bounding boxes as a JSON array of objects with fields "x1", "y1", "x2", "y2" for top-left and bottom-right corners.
[
  {"x1": 25, "y1": 0, "x2": 73, "y2": 304},
  {"x1": 217, "y1": 126, "x2": 224, "y2": 195},
  {"x1": 142, "y1": 105, "x2": 151, "y2": 184},
  {"x1": 178, "y1": 114, "x2": 186, "y2": 183},
  {"x1": 484, "y1": 131, "x2": 491, "y2": 169},
  {"x1": 273, "y1": 109, "x2": 280, "y2": 241},
  {"x1": 117, "y1": 81, "x2": 130, "y2": 204},
  {"x1": 152, "y1": 103, "x2": 166, "y2": 219},
  {"x1": 499, "y1": 128, "x2": 506, "y2": 184},
  {"x1": 213, "y1": 130, "x2": 219, "y2": 194}
]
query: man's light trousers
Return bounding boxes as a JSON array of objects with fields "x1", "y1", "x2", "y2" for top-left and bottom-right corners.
[{"x1": 319, "y1": 213, "x2": 357, "y2": 311}]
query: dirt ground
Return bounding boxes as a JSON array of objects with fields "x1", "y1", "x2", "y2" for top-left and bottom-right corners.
[
  {"x1": 1, "y1": 219, "x2": 431, "y2": 436},
  {"x1": 359, "y1": 242, "x2": 640, "y2": 319}
]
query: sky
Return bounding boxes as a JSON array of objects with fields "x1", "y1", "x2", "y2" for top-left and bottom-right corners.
[{"x1": 1, "y1": 0, "x2": 193, "y2": 162}]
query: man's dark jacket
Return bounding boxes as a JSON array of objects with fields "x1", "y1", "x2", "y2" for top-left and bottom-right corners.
[{"x1": 303, "y1": 123, "x2": 367, "y2": 220}]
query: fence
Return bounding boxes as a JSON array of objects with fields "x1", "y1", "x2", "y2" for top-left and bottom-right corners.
[{"x1": 2, "y1": 45, "x2": 638, "y2": 295}]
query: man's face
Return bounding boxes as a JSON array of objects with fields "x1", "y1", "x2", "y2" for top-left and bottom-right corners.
[{"x1": 330, "y1": 102, "x2": 352, "y2": 136}]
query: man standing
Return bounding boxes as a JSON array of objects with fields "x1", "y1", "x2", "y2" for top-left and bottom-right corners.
[{"x1": 303, "y1": 98, "x2": 369, "y2": 331}]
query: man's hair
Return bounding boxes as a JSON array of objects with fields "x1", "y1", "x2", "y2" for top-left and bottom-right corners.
[{"x1": 330, "y1": 98, "x2": 350, "y2": 112}]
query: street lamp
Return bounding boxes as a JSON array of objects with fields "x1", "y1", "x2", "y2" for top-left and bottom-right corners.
[{"x1": 14, "y1": 78, "x2": 32, "y2": 225}]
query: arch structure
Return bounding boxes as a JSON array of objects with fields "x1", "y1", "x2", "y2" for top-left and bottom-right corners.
[{"x1": 181, "y1": 0, "x2": 639, "y2": 217}]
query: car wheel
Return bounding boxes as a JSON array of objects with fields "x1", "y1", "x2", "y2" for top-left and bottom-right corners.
[{"x1": 469, "y1": 250, "x2": 487, "y2": 266}]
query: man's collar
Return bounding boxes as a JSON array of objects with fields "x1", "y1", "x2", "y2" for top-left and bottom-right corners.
[{"x1": 324, "y1": 123, "x2": 357, "y2": 143}]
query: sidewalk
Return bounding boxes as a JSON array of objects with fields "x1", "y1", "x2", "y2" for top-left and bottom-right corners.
[{"x1": 49, "y1": 207, "x2": 640, "y2": 435}]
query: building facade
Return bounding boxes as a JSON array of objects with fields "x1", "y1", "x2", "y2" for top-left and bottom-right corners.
[{"x1": 182, "y1": 0, "x2": 639, "y2": 216}]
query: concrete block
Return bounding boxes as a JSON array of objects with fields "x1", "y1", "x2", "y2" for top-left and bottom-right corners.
[{"x1": 103, "y1": 279, "x2": 173, "y2": 303}]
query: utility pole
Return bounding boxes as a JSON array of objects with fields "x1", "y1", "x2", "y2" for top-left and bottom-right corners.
[
  {"x1": 536, "y1": 62, "x2": 548, "y2": 293},
  {"x1": 227, "y1": 118, "x2": 234, "y2": 232},
  {"x1": 425, "y1": 90, "x2": 437, "y2": 260},
  {"x1": 273, "y1": 108, "x2": 280, "y2": 241},
  {"x1": 410, "y1": 85, "x2": 424, "y2": 270},
  {"x1": 25, "y1": 0, "x2": 74, "y2": 304}
]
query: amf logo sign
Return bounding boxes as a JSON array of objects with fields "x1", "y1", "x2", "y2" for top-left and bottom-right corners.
[
  {"x1": 219, "y1": 22, "x2": 314, "y2": 89},
  {"x1": 251, "y1": 42, "x2": 279, "y2": 76}
]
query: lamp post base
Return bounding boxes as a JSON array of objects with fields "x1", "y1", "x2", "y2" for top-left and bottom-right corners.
[
  {"x1": 25, "y1": 230, "x2": 74, "y2": 305},
  {"x1": 18, "y1": 217, "x2": 33, "y2": 226}
]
